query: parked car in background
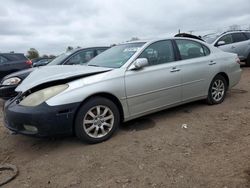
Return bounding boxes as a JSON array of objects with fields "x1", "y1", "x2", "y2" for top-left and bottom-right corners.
[
  {"x1": 0, "y1": 47, "x2": 109, "y2": 100},
  {"x1": 32, "y1": 58, "x2": 53, "y2": 67},
  {"x1": 203, "y1": 30, "x2": 250, "y2": 66},
  {"x1": 4, "y1": 37, "x2": 241, "y2": 144},
  {"x1": 0, "y1": 53, "x2": 32, "y2": 81}
]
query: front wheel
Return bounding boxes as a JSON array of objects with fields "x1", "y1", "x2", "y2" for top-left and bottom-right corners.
[
  {"x1": 75, "y1": 97, "x2": 120, "y2": 144},
  {"x1": 207, "y1": 75, "x2": 227, "y2": 105}
]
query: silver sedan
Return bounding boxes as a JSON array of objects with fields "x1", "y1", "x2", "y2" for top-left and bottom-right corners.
[{"x1": 4, "y1": 37, "x2": 242, "y2": 143}]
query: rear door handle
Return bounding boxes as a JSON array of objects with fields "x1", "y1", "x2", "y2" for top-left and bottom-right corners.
[
  {"x1": 170, "y1": 67, "x2": 181, "y2": 72},
  {"x1": 209, "y1": 61, "x2": 216, "y2": 66},
  {"x1": 231, "y1": 46, "x2": 236, "y2": 49}
]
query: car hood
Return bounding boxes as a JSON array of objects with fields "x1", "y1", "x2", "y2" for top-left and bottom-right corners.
[
  {"x1": 2, "y1": 68, "x2": 36, "y2": 81},
  {"x1": 16, "y1": 65, "x2": 112, "y2": 92}
]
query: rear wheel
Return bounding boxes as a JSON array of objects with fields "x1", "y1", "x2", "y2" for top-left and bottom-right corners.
[
  {"x1": 75, "y1": 97, "x2": 120, "y2": 144},
  {"x1": 207, "y1": 75, "x2": 227, "y2": 105}
]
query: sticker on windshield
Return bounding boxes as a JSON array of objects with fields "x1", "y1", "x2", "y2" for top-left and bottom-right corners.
[{"x1": 123, "y1": 47, "x2": 140, "y2": 52}]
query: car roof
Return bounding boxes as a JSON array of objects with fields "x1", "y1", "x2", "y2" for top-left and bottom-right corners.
[
  {"x1": 75, "y1": 46, "x2": 109, "y2": 50},
  {"x1": 119, "y1": 37, "x2": 207, "y2": 45},
  {"x1": 66, "y1": 46, "x2": 109, "y2": 54},
  {"x1": 0, "y1": 53, "x2": 27, "y2": 60},
  {"x1": 204, "y1": 30, "x2": 250, "y2": 38},
  {"x1": 122, "y1": 40, "x2": 151, "y2": 44},
  {"x1": 0, "y1": 53, "x2": 24, "y2": 55},
  {"x1": 221, "y1": 30, "x2": 250, "y2": 35}
]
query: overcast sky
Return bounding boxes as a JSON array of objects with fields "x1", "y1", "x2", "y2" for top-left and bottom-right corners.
[{"x1": 0, "y1": 0, "x2": 249, "y2": 55}]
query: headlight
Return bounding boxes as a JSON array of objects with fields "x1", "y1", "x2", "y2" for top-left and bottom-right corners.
[
  {"x1": 2, "y1": 77, "x2": 21, "y2": 85},
  {"x1": 19, "y1": 84, "x2": 68, "y2": 107}
]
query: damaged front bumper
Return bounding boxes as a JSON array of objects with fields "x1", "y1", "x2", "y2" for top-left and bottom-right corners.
[
  {"x1": 3, "y1": 98, "x2": 81, "y2": 137},
  {"x1": 0, "y1": 85, "x2": 18, "y2": 100}
]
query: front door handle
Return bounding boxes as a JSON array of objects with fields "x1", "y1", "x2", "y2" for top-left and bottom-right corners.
[{"x1": 231, "y1": 46, "x2": 236, "y2": 49}]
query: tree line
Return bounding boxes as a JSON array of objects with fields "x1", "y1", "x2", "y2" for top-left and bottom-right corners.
[{"x1": 26, "y1": 46, "x2": 84, "y2": 59}]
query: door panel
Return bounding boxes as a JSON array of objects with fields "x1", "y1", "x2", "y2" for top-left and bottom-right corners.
[
  {"x1": 175, "y1": 39, "x2": 212, "y2": 101},
  {"x1": 180, "y1": 57, "x2": 212, "y2": 100},
  {"x1": 218, "y1": 44, "x2": 237, "y2": 54},
  {"x1": 231, "y1": 33, "x2": 250, "y2": 60},
  {"x1": 229, "y1": 41, "x2": 249, "y2": 60},
  {"x1": 125, "y1": 62, "x2": 182, "y2": 116}
]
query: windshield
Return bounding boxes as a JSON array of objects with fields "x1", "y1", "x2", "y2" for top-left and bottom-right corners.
[
  {"x1": 48, "y1": 51, "x2": 73, "y2": 66},
  {"x1": 88, "y1": 42, "x2": 145, "y2": 68}
]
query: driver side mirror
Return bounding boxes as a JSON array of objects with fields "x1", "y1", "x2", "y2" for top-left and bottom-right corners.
[
  {"x1": 217, "y1": 41, "x2": 226, "y2": 46},
  {"x1": 130, "y1": 58, "x2": 149, "y2": 70}
]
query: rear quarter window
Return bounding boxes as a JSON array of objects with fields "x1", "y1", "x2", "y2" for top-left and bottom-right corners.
[
  {"x1": 232, "y1": 33, "x2": 248, "y2": 43},
  {"x1": 175, "y1": 39, "x2": 206, "y2": 60}
]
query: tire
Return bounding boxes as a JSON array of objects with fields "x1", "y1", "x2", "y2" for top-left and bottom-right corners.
[
  {"x1": 207, "y1": 75, "x2": 227, "y2": 105},
  {"x1": 75, "y1": 97, "x2": 120, "y2": 144},
  {"x1": 246, "y1": 53, "x2": 250, "y2": 67}
]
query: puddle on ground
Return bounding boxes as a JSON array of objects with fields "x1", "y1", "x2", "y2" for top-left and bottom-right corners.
[{"x1": 121, "y1": 118, "x2": 155, "y2": 131}]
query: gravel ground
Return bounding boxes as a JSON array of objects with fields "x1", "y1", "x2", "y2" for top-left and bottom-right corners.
[{"x1": 0, "y1": 67, "x2": 250, "y2": 188}]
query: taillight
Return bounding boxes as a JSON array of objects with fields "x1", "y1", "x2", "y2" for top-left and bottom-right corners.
[
  {"x1": 26, "y1": 60, "x2": 33, "y2": 67},
  {"x1": 236, "y1": 57, "x2": 241, "y2": 64}
]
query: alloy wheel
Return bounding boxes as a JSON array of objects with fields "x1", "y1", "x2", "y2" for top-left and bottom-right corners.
[
  {"x1": 211, "y1": 79, "x2": 225, "y2": 102},
  {"x1": 83, "y1": 105, "x2": 114, "y2": 138}
]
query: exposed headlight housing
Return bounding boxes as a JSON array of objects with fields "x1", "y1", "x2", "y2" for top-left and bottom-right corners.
[
  {"x1": 2, "y1": 77, "x2": 21, "y2": 85},
  {"x1": 19, "y1": 84, "x2": 68, "y2": 107}
]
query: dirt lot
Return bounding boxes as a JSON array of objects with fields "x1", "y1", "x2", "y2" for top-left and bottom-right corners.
[{"x1": 0, "y1": 67, "x2": 250, "y2": 188}]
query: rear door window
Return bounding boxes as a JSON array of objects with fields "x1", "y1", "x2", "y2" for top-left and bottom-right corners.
[
  {"x1": 232, "y1": 33, "x2": 248, "y2": 43},
  {"x1": 175, "y1": 39, "x2": 206, "y2": 60}
]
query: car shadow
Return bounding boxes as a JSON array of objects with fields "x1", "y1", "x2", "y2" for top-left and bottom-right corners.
[
  {"x1": 120, "y1": 100, "x2": 205, "y2": 132},
  {"x1": 121, "y1": 117, "x2": 156, "y2": 132},
  {"x1": 11, "y1": 100, "x2": 205, "y2": 147}
]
